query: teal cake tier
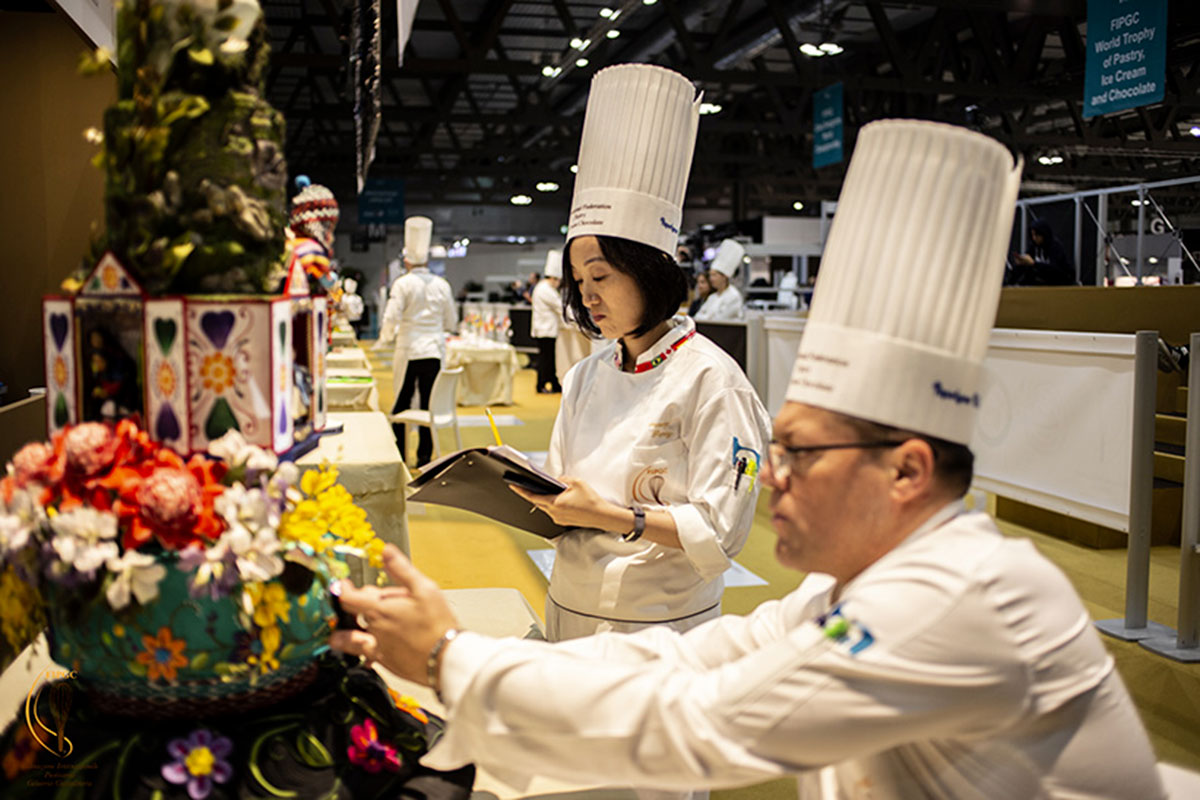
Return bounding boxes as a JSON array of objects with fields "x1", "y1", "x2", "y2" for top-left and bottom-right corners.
[{"x1": 47, "y1": 555, "x2": 336, "y2": 708}]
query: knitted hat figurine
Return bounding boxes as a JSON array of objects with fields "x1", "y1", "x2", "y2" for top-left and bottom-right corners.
[{"x1": 288, "y1": 175, "x2": 340, "y2": 292}]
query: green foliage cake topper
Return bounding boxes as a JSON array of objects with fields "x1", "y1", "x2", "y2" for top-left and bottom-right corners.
[{"x1": 86, "y1": 0, "x2": 289, "y2": 294}]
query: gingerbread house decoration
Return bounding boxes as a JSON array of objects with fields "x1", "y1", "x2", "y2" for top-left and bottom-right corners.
[{"x1": 43, "y1": 252, "x2": 327, "y2": 456}]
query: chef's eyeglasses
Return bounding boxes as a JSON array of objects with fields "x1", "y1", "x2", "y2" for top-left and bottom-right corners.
[{"x1": 765, "y1": 439, "x2": 907, "y2": 487}]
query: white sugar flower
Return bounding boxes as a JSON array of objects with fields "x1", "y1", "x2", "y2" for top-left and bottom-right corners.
[
  {"x1": 49, "y1": 507, "x2": 117, "y2": 542},
  {"x1": 214, "y1": 484, "x2": 269, "y2": 529},
  {"x1": 225, "y1": 526, "x2": 283, "y2": 582},
  {"x1": 105, "y1": 550, "x2": 167, "y2": 610},
  {"x1": 208, "y1": 430, "x2": 277, "y2": 473},
  {"x1": 0, "y1": 514, "x2": 33, "y2": 557},
  {"x1": 0, "y1": 489, "x2": 43, "y2": 557},
  {"x1": 49, "y1": 508, "x2": 119, "y2": 572}
]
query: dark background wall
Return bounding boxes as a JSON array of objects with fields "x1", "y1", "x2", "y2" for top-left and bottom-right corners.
[{"x1": 0, "y1": 10, "x2": 115, "y2": 410}]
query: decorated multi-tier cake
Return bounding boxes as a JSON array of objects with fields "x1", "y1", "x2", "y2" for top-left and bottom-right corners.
[{"x1": 0, "y1": 1, "x2": 474, "y2": 796}]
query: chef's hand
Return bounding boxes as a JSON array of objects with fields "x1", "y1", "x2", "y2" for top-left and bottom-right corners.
[
  {"x1": 509, "y1": 478, "x2": 629, "y2": 531},
  {"x1": 329, "y1": 544, "x2": 460, "y2": 686}
]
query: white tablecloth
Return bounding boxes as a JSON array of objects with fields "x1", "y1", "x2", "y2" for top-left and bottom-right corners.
[
  {"x1": 326, "y1": 346, "x2": 372, "y2": 371},
  {"x1": 446, "y1": 338, "x2": 522, "y2": 406},
  {"x1": 326, "y1": 367, "x2": 380, "y2": 411},
  {"x1": 298, "y1": 411, "x2": 410, "y2": 583},
  {"x1": 330, "y1": 327, "x2": 357, "y2": 348}
]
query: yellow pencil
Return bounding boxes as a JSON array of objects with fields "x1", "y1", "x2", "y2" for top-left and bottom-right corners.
[{"x1": 485, "y1": 407, "x2": 503, "y2": 446}]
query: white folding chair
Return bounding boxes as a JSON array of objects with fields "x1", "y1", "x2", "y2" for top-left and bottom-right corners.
[{"x1": 389, "y1": 366, "x2": 463, "y2": 458}]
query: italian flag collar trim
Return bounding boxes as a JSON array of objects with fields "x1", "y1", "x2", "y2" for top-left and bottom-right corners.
[{"x1": 614, "y1": 328, "x2": 697, "y2": 374}]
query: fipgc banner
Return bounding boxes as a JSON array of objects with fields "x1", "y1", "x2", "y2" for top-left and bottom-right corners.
[
  {"x1": 1083, "y1": 0, "x2": 1167, "y2": 118},
  {"x1": 813, "y1": 83, "x2": 844, "y2": 169}
]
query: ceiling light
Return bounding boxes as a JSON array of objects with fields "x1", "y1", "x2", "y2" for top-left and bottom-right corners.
[
  {"x1": 799, "y1": 43, "x2": 825, "y2": 57},
  {"x1": 517, "y1": 236, "x2": 527, "y2": 244},
  {"x1": 536, "y1": 181, "x2": 560, "y2": 192},
  {"x1": 1190, "y1": 126, "x2": 1200, "y2": 137},
  {"x1": 570, "y1": 164, "x2": 579, "y2": 174},
  {"x1": 569, "y1": 37, "x2": 583, "y2": 49},
  {"x1": 698, "y1": 102, "x2": 722, "y2": 115},
  {"x1": 560, "y1": 224, "x2": 569, "y2": 235},
  {"x1": 643, "y1": 0, "x2": 657, "y2": 5},
  {"x1": 793, "y1": 201, "x2": 804, "y2": 211},
  {"x1": 462, "y1": 238, "x2": 469, "y2": 245},
  {"x1": 510, "y1": 194, "x2": 533, "y2": 206},
  {"x1": 541, "y1": 65, "x2": 562, "y2": 77},
  {"x1": 1131, "y1": 198, "x2": 1144, "y2": 206},
  {"x1": 598, "y1": 7, "x2": 613, "y2": 17},
  {"x1": 607, "y1": 29, "x2": 620, "y2": 38},
  {"x1": 506, "y1": 235, "x2": 517, "y2": 243},
  {"x1": 1148, "y1": 256, "x2": 1159, "y2": 264},
  {"x1": 576, "y1": 58, "x2": 589, "y2": 67},
  {"x1": 818, "y1": 42, "x2": 843, "y2": 54}
]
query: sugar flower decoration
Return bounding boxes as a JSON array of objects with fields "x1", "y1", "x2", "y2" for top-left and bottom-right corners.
[
  {"x1": 105, "y1": 549, "x2": 167, "y2": 610},
  {"x1": 49, "y1": 508, "x2": 119, "y2": 573},
  {"x1": 347, "y1": 717, "x2": 402, "y2": 774},
  {"x1": 178, "y1": 540, "x2": 239, "y2": 599},
  {"x1": 137, "y1": 626, "x2": 189, "y2": 683},
  {"x1": 161, "y1": 728, "x2": 233, "y2": 799}
]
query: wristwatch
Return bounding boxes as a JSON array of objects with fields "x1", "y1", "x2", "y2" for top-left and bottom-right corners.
[{"x1": 622, "y1": 505, "x2": 645, "y2": 542}]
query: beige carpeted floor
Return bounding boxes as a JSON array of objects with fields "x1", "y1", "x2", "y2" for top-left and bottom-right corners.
[{"x1": 370, "y1": 341, "x2": 1200, "y2": 798}]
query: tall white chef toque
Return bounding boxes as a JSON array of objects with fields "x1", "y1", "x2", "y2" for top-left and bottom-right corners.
[
  {"x1": 404, "y1": 216, "x2": 433, "y2": 266},
  {"x1": 710, "y1": 239, "x2": 745, "y2": 278},
  {"x1": 544, "y1": 249, "x2": 563, "y2": 279},
  {"x1": 786, "y1": 119, "x2": 1022, "y2": 445},
  {"x1": 566, "y1": 64, "x2": 701, "y2": 257}
]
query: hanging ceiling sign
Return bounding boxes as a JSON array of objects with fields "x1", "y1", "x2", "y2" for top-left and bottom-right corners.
[
  {"x1": 1083, "y1": 0, "x2": 1167, "y2": 118},
  {"x1": 813, "y1": 82, "x2": 844, "y2": 169},
  {"x1": 358, "y1": 178, "x2": 405, "y2": 225}
]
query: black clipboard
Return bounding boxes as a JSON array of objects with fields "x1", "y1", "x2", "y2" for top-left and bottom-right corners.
[{"x1": 407, "y1": 445, "x2": 568, "y2": 539}]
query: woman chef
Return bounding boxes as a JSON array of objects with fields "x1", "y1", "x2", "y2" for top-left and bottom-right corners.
[
  {"x1": 693, "y1": 238, "x2": 746, "y2": 321},
  {"x1": 379, "y1": 216, "x2": 457, "y2": 466},
  {"x1": 511, "y1": 64, "x2": 771, "y2": 644}
]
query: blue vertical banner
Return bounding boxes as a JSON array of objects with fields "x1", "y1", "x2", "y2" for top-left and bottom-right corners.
[
  {"x1": 1083, "y1": 0, "x2": 1167, "y2": 118},
  {"x1": 357, "y1": 178, "x2": 405, "y2": 225},
  {"x1": 813, "y1": 82, "x2": 844, "y2": 169}
]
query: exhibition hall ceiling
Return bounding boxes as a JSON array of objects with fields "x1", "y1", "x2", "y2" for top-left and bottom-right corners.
[{"x1": 263, "y1": 0, "x2": 1200, "y2": 219}]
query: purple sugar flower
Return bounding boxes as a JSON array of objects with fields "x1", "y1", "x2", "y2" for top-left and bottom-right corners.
[{"x1": 161, "y1": 728, "x2": 233, "y2": 799}]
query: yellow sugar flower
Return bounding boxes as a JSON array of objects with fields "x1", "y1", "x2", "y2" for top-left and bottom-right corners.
[
  {"x1": 0, "y1": 567, "x2": 45, "y2": 654},
  {"x1": 246, "y1": 582, "x2": 290, "y2": 627},
  {"x1": 259, "y1": 623, "x2": 281, "y2": 655},
  {"x1": 299, "y1": 466, "x2": 338, "y2": 497}
]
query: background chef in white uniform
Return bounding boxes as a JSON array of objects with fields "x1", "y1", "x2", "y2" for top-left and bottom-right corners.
[
  {"x1": 332, "y1": 120, "x2": 1166, "y2": 800},
  {"x1": 508, "y1": 65, "x2": 770, "y2": 659},
  {"x1": 378, "y1": 216, "x2": 457, "y2": 466},
  {"x1": 530, "y1": 249, "x2": 563, "y2": 394},
  {"x1": 694, "y1": 239, "x2": 746, "y2": 321}
]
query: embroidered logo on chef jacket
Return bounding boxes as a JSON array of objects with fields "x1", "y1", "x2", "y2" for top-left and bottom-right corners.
[
  {"x1": 818, "y1": 608, "x2": 875, "y2": 656},
  {"x1": 649, "y1": 421, "x2": 682, "y2": 441},
  {"x1": 731, "y1": 437, "x2": 760, "y2": 493}
]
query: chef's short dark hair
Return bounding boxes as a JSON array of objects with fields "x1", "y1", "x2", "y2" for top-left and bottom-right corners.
[
  {"x1": 840, "y1": 415, "x2": 975, "y2": 498},
  {"x1": 563, "y1": 236, "x2": 687, "y2": 339}
]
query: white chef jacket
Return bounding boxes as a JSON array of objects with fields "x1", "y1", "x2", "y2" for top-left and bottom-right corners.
[
  {"x1": 694, "y1": 286, "x2": 745, "y2": 321},
  {"x1": 542, "y1": 315, "x2": 771, "y2": 629},
  {"x1": 530, "y1": 279, "x2": 562, "y2": 338},
  {"x1": 425, "y1": 502, "x2": 1164, "y2": 799},
  {"x1": 379, "y1": 267, "x2": 457, "y2": 397}
]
